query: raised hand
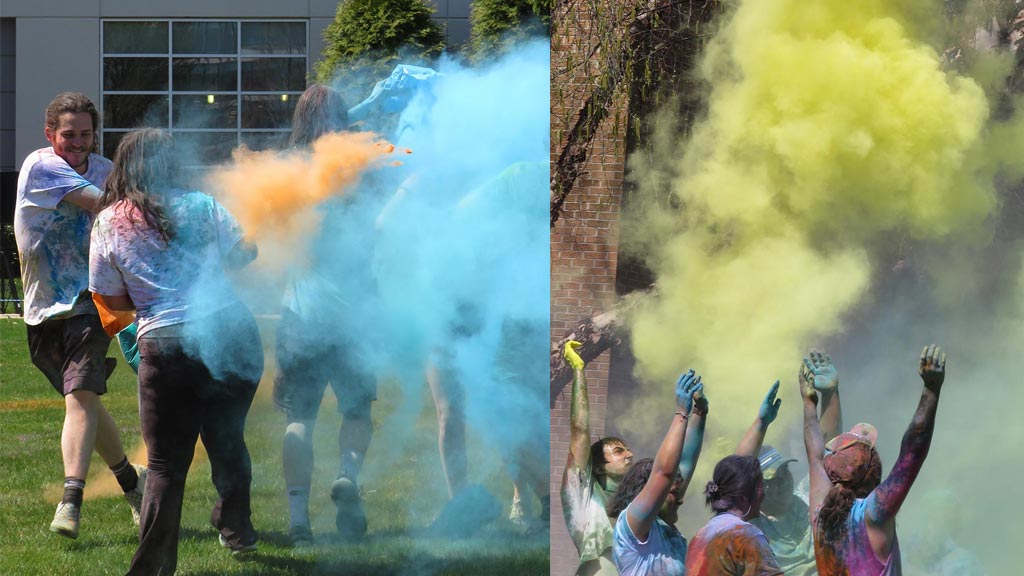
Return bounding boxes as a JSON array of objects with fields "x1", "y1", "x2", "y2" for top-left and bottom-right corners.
[
  {"x1": 919, "y1": 344, "x2": 946, "y2": 392},
  {"x1": 693, "y1": 386, "x2": 710, "y2": 416},
  {"x1": 675, "y1": 370, "x2": 704, "y2": 413},
  {"x1": 799, "y1": 356, "x2": 818, "y2": 403},
  {"x1": 807, "y1": 349, "x2": 839, "y2": 393},
  {"x1": 563, "y1": 340, "x2": 584, "y2": 370},
  {"x1": 759, "y1": 380, "x2": 782, "y2": 424}
]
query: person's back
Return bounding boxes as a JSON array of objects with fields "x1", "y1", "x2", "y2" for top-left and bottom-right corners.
[
  {"x1": 687, "y1": 512, "x2": 782, "y2": 576},
  {"x1": 814, "y1": 498, "x2": 901, "y2": 576}
]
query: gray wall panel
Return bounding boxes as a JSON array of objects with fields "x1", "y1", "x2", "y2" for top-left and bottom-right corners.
[
  {"x1": 309, "y1": 0, "x2": 340, "y2": 19},
  {"x1": 446, "y1": 18, "x2": 470, "y2": 49},
  {"x1": 448, "y1": 0, "x2": 471, "y2": 19},
  {"x1": 2, "y1": 0, "x2": 100, "y2": 18},
  {"x1": 15, "y1": 18, "x2": 101, "y2": 163}
]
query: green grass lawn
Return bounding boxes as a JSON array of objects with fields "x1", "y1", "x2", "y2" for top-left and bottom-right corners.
[{"x1": 0, "y1": 318, "x2": 549, "y2": 575}]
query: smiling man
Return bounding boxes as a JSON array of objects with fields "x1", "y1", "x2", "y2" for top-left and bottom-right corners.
[{"x1": 14, "y1": 92, "x2": 144, "y2": 539}]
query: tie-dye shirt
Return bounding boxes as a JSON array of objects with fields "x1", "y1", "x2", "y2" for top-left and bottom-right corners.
[
  {"x1": 562, "y1": 462, "x2": 616, "y2": 569},
  {"x1": 89, "y1": 190, "x2": 245, "y2": 338},
  {"x1": 14, "y1": 148, "x2": 112, "y2": 325},
  {"x1": 613, "y1": 509, "x2": 688, "y2": 576},
  {"x1": 685, "y1": 513, "x2": 783, "y2": 576},
  {"x1": 813, "y1": 498, "x2": 902, "y2": 576}
]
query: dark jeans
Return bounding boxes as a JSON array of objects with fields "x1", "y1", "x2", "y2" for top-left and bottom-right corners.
[{"x1": 126, "y1": 305, "x2": 263, "y2": 576}]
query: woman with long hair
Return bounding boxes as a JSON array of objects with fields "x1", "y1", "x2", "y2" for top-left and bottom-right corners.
[
  {"x1": 684, "y1": 455, "x2": 783, "y2": 575},
  {"x1": 606, "y1": 370, "x2": 705, "y2": 576},
  {"x1": 801, "y1": 346, "x2": 946, "y2": 576},
  {"x1": 89, "y1": 128, "x2": 263, "y2": 574}
]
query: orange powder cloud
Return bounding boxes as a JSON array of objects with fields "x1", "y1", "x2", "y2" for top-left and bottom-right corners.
[{"x1": 208, "y1": 131, "x2": 407, "y2": 243}]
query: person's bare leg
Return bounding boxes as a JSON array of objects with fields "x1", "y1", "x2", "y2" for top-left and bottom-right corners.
[
  {"x1": 63, "y1": 390, "x2": 129, "y2": 478},
  {"x1": 339, "y1": 404, "x2": 372, "y2": 480},
  {"x1": 426, "y1": 360, "x2": 466, "y2": 500},
  {"x1": 283, "y1": 419, "x2": 315, "y2": 532}
]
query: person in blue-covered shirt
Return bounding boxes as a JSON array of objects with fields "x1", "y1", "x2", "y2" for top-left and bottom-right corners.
[{"x1": 14, "y1": 92, "x2": 145, "y2": 540}]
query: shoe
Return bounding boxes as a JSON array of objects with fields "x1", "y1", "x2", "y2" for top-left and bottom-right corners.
[
  {"x1": 289, "y1": 524, "x2": 314, "y2": 548},
  {"x1": 219, "y1": 533, "x2": 258, "y2": 555},
  {"x1": 124, "y1": 464, "x2": 147, "y2": 525},
  {"x1": 509, "y1": 496, "x2": 527, "y2": 528},
  {"x1": 330, "y1": 476, "x2": 367, "y2": 539},
  {"x1": 49, "y1": 502, "x2": 80, "y2": 539}
]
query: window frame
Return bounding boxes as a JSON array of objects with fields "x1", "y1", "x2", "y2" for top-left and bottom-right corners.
[{"x1": 100, "y1": 18, "x2": 309, "y2": 162}]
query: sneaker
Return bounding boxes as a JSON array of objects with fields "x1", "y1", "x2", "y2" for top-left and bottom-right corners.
[
  {"x1": 124, "y1": 465, "x2": 147, "y2": 525},
  {"x1": 289, "y1": 524, "x2": 314, "y2": 548},
  {"x1": 49, "y1": 502, "x2": 80, "y2": 539},
  {"x1": 218, "y1": 533, "x2": 258, "y2": 555},
  {"x1": 330, "y1": 476, "x2": 367, "y2": 539}
]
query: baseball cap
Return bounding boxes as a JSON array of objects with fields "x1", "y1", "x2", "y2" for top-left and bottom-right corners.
[
  {"x1": 758, "y1": 445, "x2": 797, "y2": 480},
  {"x1": 825, "y1": 422, "x2": 877, "y2": 455}
]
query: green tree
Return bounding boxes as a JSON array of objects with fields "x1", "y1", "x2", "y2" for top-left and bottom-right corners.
[
  {"x1": 468, "y1": 0, "x2": 551, "y2": 61},
  {"x1": 314, "y1": 0, "x2": 445, "y2": 85}
]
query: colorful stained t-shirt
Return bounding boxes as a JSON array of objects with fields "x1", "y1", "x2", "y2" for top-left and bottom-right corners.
[
  {"x1": 613, "y1": 508, "x2": 688, "y2": 576},
  {"x1": 750, "y1": 494, "x2": 817, "y2": 576},
  {"x1": 89, "y1": 190, "x2": 245, "y2": 338},
  {"x1": 813, "y1": 498, "x2": 901, "y2": 576},
  {"x1": 685, "y1": 513, "x2": 784, "y2": 576},
  {"x1": 14, "y1": 148, "x2": 113, "y2": 325},
  {"x1": 562, "y1": 461, "x2": 616, "y2": 571}
]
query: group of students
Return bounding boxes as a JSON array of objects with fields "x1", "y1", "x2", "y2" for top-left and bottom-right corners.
[
  {"x1": 560, "y1": 341, "x2": 947, "y2": 576},
  {"x1": 15, "y1": 74, "x2": 546, "y2": 575}
]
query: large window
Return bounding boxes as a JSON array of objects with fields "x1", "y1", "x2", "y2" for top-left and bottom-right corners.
[{"x1": 102, "y1": 20, "x2": 307, "y2": 164}]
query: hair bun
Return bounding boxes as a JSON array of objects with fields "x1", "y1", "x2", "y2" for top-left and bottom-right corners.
[{"x1": 705, "y1": 481, "x2": 720, "y2": 496}]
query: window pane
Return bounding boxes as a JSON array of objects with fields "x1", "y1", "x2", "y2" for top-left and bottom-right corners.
[
  {"x1": 242, "y1": 57, "x2": 305, "y2": 91},
  {"x1": 172, "y1": 95, "x2": 237, "y2": 129},
  {"x1": 241, "y1": 131, "x2": 290, "y2": 152},
  {"x1": 104, "y1": 22, "x2": 168, "y2": 54},
  {"x1": 173, "y1": 22, "x2": 237, "y2": 54},
  {"x1": 173, "y1": 58, "x2": 237, "y2": 91},
  {"x1": 104, "y1": 95, "x2": 169, "y2": 129},
  {"x1": 174, "y1": 131, "x2": 237, "y2": 165},
  {"x1": 103, "y1": 131, "x2": 129, "y2": 159},
  {"x1": 241, "y1": 22, "x2": 305, "y2": 54},
  {"x1": 241, "y1": 95, "x2": 296, "y2": 129},
  {"x1": 104, "y1": 57, "x2": 168, "y2": 91}
]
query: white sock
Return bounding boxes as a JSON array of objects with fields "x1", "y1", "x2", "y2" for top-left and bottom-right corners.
[{"x1": 287, "y1": 486, "x2": 310, "y2": 528}]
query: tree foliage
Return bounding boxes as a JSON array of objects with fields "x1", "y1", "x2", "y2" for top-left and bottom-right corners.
[
  {"x1": 315, "y1": 0, "x2": 445, "y2": 84},
  {"x1": 468, "y1": 0, "x2": 552, "y2": 61}
]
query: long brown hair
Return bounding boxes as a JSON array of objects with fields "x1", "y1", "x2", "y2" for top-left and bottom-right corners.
[
  {"x1": 103, "y1": 128, "x2": 179, "y2": 241},
  {"x1": 289, "y1": 84, "x2": 349, "y2": 148},
  {"x1": 818, "y1": 444, "x2": 882, "y2": 540}
]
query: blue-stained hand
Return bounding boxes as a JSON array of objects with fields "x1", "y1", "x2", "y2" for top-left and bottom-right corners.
[
  {"x1": 759, "y1": 380, "x2": 782, "y2": 424},
  {"x1": 675, "y1": 370, "x2": 704, "y2": 413},
  {"x1": 807, "y1": 349, "x2": 839, "y2": 393}
]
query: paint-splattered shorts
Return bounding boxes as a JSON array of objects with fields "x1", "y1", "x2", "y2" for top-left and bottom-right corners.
[
  {"x1": 27, "y1": 313, "x2": 113, "y2": 396},
  {"x1": 273, "y1": 309, "x2": 376, "y2": 420}
]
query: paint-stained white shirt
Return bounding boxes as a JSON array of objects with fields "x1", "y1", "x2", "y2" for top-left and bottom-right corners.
[{"x1": 14, "y1": 148, "x2": 112, "y2": 325}]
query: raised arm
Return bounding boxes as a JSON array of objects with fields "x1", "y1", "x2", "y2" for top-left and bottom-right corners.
[
  {"x1": 677, "y1": 389, "x2": 708, "y2": 496},
  {"x1": 626, "y1": 371, "x2": 702, "y2": 540},
  {"x1": 801, "y1": 357, "x2": 831, "y2": 515},
  {"x1": 808, "y1": 350, "x2": 843, "y2": 442},
  {"x1": 736, "y1": 381, "x2": 781, "y2": 457},
  {"x1": 565, "y1": 341, "x2": 590, "y2": 473},
  {"x1": 866, "y1": 346, "x2": 945, "y2": 533}
]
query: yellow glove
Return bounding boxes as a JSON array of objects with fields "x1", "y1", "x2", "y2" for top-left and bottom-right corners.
[{"x1": 564, "y1": 340, "x2": 584, "y2": 370}]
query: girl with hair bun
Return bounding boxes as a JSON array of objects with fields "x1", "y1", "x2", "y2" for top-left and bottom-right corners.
[{"x1": 684, "y1": 455, "x2": 783, "y2": 576}]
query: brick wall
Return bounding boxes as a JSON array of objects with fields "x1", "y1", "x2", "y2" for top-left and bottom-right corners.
[{"x1": 550, "y1": 2, "x2": 629, "y2": 572}]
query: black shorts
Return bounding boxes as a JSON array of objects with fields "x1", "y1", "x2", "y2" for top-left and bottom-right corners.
[
  {"x1": 273, "y1": 309, "x2": 376, "y2": 421},
  {"x1": 27, "y1": 313, "x2": 113, "y2": 396}
]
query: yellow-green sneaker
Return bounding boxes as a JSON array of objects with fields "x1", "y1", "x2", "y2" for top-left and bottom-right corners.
[
  {"x1": 124, "y1": 465, "x2": 147, "y2": 525},
  {"x1": 49, "y1": 502, "x2": 80, "y2": 539}
]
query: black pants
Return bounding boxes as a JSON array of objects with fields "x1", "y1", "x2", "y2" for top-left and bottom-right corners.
[{"x1": 126, "y1": 306, "x2": 263, "y2": 576}]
